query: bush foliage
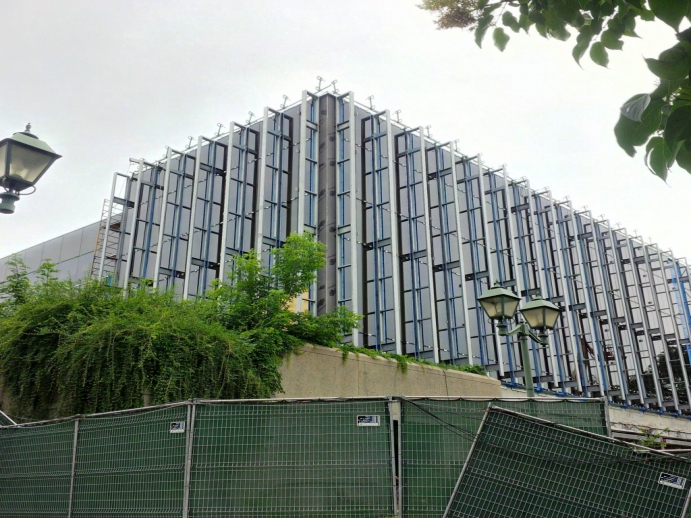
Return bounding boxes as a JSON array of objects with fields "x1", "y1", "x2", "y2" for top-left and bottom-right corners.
[
  {"x1": 0, "y1": 233, "x2": 486, "y2": 421},
  {"x1": 0, "y1": 234, "x2": 359, "y2": 419}
]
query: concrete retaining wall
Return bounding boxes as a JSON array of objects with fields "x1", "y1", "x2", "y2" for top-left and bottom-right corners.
[
  {"x1": 278, "y1": 344, "x2": 502, "y2": 398},
  {"x1": 608, "y1": 406, "x2": 691, "y2": 440}
]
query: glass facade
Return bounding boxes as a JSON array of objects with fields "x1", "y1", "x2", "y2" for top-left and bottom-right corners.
[{"x1": 4, "y1": 90, "x2": 691, "y2": 412}]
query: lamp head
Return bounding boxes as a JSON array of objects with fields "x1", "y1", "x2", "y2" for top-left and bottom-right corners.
[
  {"x1": 0, "y1": 124, "x2": 61, "y2": 193},
  {"x1": 477, "y1": 281, "x2": 521, "y2": 321},
  {"x1": 519, "y1": 294, "x2": 561, "y2": 331}
]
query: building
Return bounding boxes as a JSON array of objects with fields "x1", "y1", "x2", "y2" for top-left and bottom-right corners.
[{"x1": 2, "y1": 88, "x2": 691, "y2": 413}]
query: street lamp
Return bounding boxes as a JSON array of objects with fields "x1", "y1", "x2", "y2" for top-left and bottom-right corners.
[
  {"x1": 0, "y1": 124, "x2": 61, "y2": 214},
  {"x1": 478, "y1": 281, "x2": 561, "y2": 397}
]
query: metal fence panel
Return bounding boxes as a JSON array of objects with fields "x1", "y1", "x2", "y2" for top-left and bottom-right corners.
[
  {"x1": 72, "y1": 406, "x2": 188, "y2": 517},
  {"x1": 0, "y1": 421, "x2": 74, "y2": 518},
  {"x1": 189, "y1": 400, "x2": 394, "y2": 517},
  {"x1": 400, "y1": 398, "x2": 607, "y2": 517},
  {"x1": 445, "y1": 407, "x2": 691, "y2": 518}
]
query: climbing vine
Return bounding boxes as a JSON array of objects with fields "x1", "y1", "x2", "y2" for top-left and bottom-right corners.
[{"x1": 336, "y1": 344, "x2": 486, "y2": 375}]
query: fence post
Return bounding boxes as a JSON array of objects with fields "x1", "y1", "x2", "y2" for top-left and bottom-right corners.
[
  {"x1": 67, "y1": 418, "x2": 79, "y2": 518},
  {"x1": 602, "y1": 397, "x2": 612, "y2": 437},
  {"x1": 398, "y1": 400, "x2": 404, "y2": 518},
  {"x1": 182, "y1": 402, "x2": 197, "y2": 518},
  {"x1": 388, "y1": 399, "x2": 401, "y2": 517},
  {"x1": 442, "y1": 405, "x2": 492, "y2": 518},
  {"x1": 681, "y1": 483, "x2": 691, "y2": 518}
]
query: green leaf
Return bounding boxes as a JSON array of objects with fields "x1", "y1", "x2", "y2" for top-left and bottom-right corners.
[
  {"x1": 477, "y1": 0, "x2": 490, "y2": 8},
  {"x1": 620, "y1": 94, "x2": 651, "y2": 122},
  {"x1": 572, "y1": 21, "x2": 593, "y2": 64},
  {"x1": 645, "y1": 137, "x2": 669, "y2": 180},
  {"x1": 675, "y1": 140, "x2": 691, "y2": 173},
  {"x1": 590, "y1": 18, "x2": 603, "y2": 35},
  {"x1": 573, "y1": 40, "x2": 591, "y2": 65},
  {"x1": 577, "y1": 24, "x2": 594, "y2": 44},
  {"x1": 529, "y1": 10, "x2": 547, "y2": 26},
  {"x1": 664, "y1": 105, "x2": 691, "y2": 148},
  {"x1": 544, "y1": 10, "x2": 565, "y2": 31},
  {"x1": 599, "y1": 2, "x2": 615, "y2": 17},
  {"x1": 623, "y1": 0, "x2": 645, "y2": 8},
  {"x1": 649, "y1": 0, "x2": 690, "y2": 32},
  {"x1": 667, "y1": 139, "x2": 684, "y2": 167},
  {"x1": 590, "y1": 42, "x2": 609, "y2": 67},
  {"x1": 614, "y1": 98, "x2": 664, "y2": 156},
  {"x1": 646, "y1": 135, "x2": 682, "y2": 177},
  {"x1": 483, "y1": 2, "x2": 503, "y2": 14},
  {"x1": 645, "y1": 44, "x2": 691, "y2": 80},
  {"x1": 518, "y1": 13, "x2": 532, "y2": 33},
  {"x1": 552, "y1": 0, "x2": 580, "y2": 25},
  {"x1": 502, "y1": 11, "x2": 521, "y2": 32},
  {"x1": 650, "y1": 79, "x2": 682, "y2": 100},
  {"x1": 573, "y1": 12, "x2": 586, "y2": 29},
  {"x1": 535, "y1": 23, "x2": 548, "y2": 38},
  {"x1": 677, "y1": 86, "x2": 691, "y2": 104},
  {"x1": 550, "y1": 25, "x2": 571, "y2": 41},
  {"x1": 592, "y1": 19, "x2": 604, "y2": 35},
  {"x1": 493, "y1": 27, "x2": 510, "y2": 51},
  {"x1": 629, "y1": 6, "x2": 656, "y2": 21},
  {"x1": 607, "y1": 16, "x2": 625, "y2": 34},
  {"x1": 678, "y1": 27, "x2": 691, "y2": 44},
  {"x1": 622, "y1": 12, "x2": 638, "y2": 38},
  {"x1": 601, "y1": 29, "x2": 624, "y2": 50},
  {"x1": 475, "y1": 13, "x2": 494, "y2": 48}
]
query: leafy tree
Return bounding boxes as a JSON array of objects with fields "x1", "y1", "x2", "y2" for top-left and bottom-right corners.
[
  {"x1": 0, "y1": 234, "x2": 359, "y2": 419},
  {"x1": 420, "y1": 0, "x2": 691, "y2": 181},
  {"x1": 207, "y1": 233, "x2": 359, "y2": 347},
  {"x1": 0, "y1": 256, "x2": 31, "y2": 310}
]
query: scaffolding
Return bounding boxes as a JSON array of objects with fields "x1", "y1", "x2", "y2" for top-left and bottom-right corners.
[{"x1": 91, "y1": 198, "x2": 123, "y2": 282}]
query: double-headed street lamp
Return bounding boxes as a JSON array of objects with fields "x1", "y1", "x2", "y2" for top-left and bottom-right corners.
[
  {"x1": 0, "y1": 124, "x2": 61, "y2": 214},
  {"x1": 477, "y1": 282, "x2": 561, "y2": 397}
]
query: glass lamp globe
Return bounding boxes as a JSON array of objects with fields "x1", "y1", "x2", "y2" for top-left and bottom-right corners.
[
  {"x1": 519, "y1": 294, "x2": 561, "y2": 330},
  {"x1": 477, "y1": 281, "x2": 521, "y2": 321},
  {"x1": 0, "y1": 124, "x2": 61, "y2": 214}
]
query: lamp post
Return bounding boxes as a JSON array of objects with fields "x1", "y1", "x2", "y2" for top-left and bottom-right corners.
[
  {"x1": 0, "y1": 124, "x2": 61, "y2": 214},
  {"x1": 478, "y1": 282, "x2": 561, "y2": 397}
]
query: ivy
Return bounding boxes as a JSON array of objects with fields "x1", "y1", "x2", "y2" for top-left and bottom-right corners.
[{"x1": 336, "y1": 344, "x2": 486, "y2": 376}]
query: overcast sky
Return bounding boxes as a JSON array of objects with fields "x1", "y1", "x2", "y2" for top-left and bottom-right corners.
[{"x1": 1, "y1": 0, "x2": 690, "y2": 260}]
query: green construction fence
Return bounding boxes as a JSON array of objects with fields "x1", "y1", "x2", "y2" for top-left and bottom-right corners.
[
  {"x1": 399, "y1": 397, "x2": 608, "y2": 517},
  {"x1": 444, "y1": 406, "x2": 691, "y2": 518},
  {"x1": 0, "y1": 397, "x2": 608, "y2": 517}
]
